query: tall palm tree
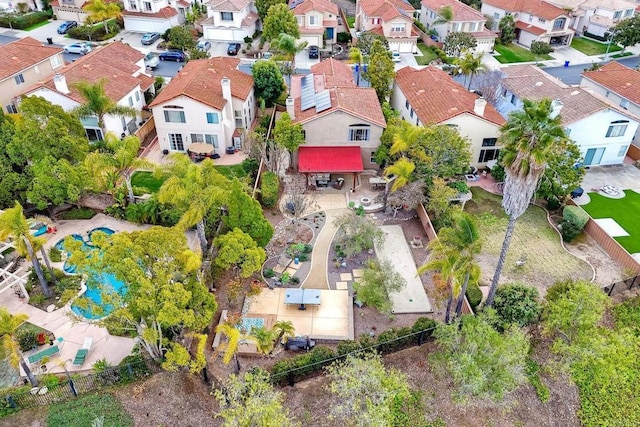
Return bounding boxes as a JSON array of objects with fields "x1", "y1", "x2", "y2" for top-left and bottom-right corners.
[
  {"x1": 433, "y1": 6, "x2": 454, "y2": 28},
  {"x1": 349, "y1": 47, "x2": 364, "y2": 86},
  {"x1": 384, "y1": 157, "x2": 415, "y2": 192},
  {"x1": 271, "y1": 33, "x2": 308, "y2": 94},
  {"x1": 249, "y1": 326, "x2": 277, "y2": 356},
  {"x1": 84, "y1": 133, "x2": 154, "y2": 205},
  {"x1": 456, "y1": 52, "x2": 486, "y2": 90},
  {"x1": 71, "y1": 79, "x2": 138, "y2": 141},
  {"x1": 215, "y1": 322, "x2": 242, "y2": 373},
  {"x1": 83, "y1": 0, "x2": 122, "y2": 33},
  {"x1": 157, "y1": 155, "x2": 229, "y2": 254},
  {"x1": 485, "y1": 99, "x2": 569, "y2": 306},
  {"x1": 272, "y1": 320, "x2": 295, "y2": 346},
  {"x1": 0, "y1": 203, "x2": 52, "y2": 298},
  {"x1": 0, "y1": 308, "x2": 38, "y2": 386},
  {"x1": 419, "y1": 239, "x2": 459, "y2": 323}
]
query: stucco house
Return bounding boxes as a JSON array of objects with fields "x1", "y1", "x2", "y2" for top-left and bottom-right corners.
[
  {"x1": 122, "y1": 0, "x2": 190, "y2": 33},
  {"x1": 16, "y1": 41, "x2": 155, "y2": 141},
  {"x1": 50, "y1": 0, "x2": 91, "y2": 23},
  {"x1": 481, "y1": 0, "x2": 574, "y2": 47},
  {"x1": 1, "y1": 37, "x2": 64, "y2": 115},
  {"x1": 149, "y1": 57, "x2": 255, "y2": 158},
  {"x1": 289, "y1": 0, "x2": 339, "y2": 48},
  {"x1": 201, "y1": 0, "x2": 259, "y2": 42},
  {"x1": 355, "y1": 0, "x2": 419, "y2": 53},
  {"x1": 499, "y1": 64, "x2": 639, "y2": 166},
  {"x1": 419, "y1": 0, "x2": 496, "y2": 53},
  {"x1": 391, "y1": 65, "x2": 506, "y2": 169},
  {"x1": 286, "y1": 58, "x2": 386, "y2": 189},
  {"x1": 546, "y1": 0, "x2": 635, "y2": 38}
]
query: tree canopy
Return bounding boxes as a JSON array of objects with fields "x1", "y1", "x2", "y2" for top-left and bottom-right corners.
[
  {"x1": 353, "y1": 259, "x2": 406, "y2": 313},
  {"x1": 213, "y1": 228, "x2": 266, "y2": 278},
  {"x1": 262, "y1": 4, "x2": 299, "y2": 41},
  {"x1": 273, "y1": 112, "x2": 304, "y2": 153},
  {"x1": 252, "y1": 60, "x2": 285, "y2": 107},
  {"x1": 443, "y1": 32, "x2": 477, "y2": 57},
  {"x1": 255, "y1": 0, "x2": 286, "y2": 21},
  {"x1": 611, "y1": 14, "x2": 640, "y2": 49},
  {"x1": 219, "y1": 181, "x2": 274, "y2": 247},
  {"x1": 363, "y1": 39, "x2": 395, "y2": 103}
]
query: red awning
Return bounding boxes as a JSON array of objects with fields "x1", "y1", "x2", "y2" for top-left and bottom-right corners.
[{"x1": 298, "y1": 146, "x2": 363, "y2": 173}]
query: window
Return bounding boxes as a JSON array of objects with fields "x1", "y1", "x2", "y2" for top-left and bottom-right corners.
[
  {"x1": 164, "y1": 109, "x2": 186, "y2": 123},
  {"x1": 205, "y1": 134, "x2": 219, "y2": 147},
  {"x1": 128, "y1": 96, "x2": 133, "y2": 107},
  {"x1": 14, "y1": 74, "x2": 24, "y2": 85},
  {"x1": 349, "y1": 124, "x2": 370, "y2": 141},
  {"x1": 625, "y1": 9, "x2": 633, "y2": 17},
  {"x1": 606, "y1": 120, "x2": 629, "y2": 137},
  {"x1": 510, "y1": 93, "x2": 517, "y2": 105},
  {"x1": 553, "y1": 18, "x2": 566, "y2": 30},
  {"x1": 469, "y1": 22, "x2": 477, "y2": 31},
  {"x1": 479, "y1": 148, "x2": 500, "y2": 163},
  {"x1": 416, "y1": 118, "x2": 420, "y2": 126},
  {"x1": 605, "y1": 90, "x2": 610, "y2": 97},
  {"x1": 135, "y1": 91, "x2": 140, "y2": 102},
  {"x1": 620, "y1": 99, "x2": 629, "y2": 109},
  {"x1": 409, "y1": 108, "x2": 414, "y2": 118},
  {"x1": 206, "y1": 112, "x2": 219, "y2": 124},
  {"x1": 405, "y1": 99, "x2": 409, "y2": 109},
  {"x1": 451, "y1": 23, "x2": 460, "y2": 32},
  {"x1": 309, "y1": 15, "x2": 318, "y2": 25},
  {"x1": 221, "y1": 11, "x2": 233, "y2": 21},
  {"x1": 370, "y1": 151, "x2": 376, "y2": 164},
  {"x1": 143, "y1": 1, "x2": 151, "y2": 11},
  {"x1": 168, "y1": 133, "x2": 184, "y2": 151},
  {"x1": 5, "y1": 104, "x2": 17, "y2": 114},
  {"x1": 614, "y1": 10, "x2": 622, "y2": 20},
  {"x1": 121, "y1": 116, "x2": 127, "y2": 131},
  {"x1": 234, "y1": 110, "x2": 243, "y2": 128},
  {"x1": 50, "y1": 56, "x2": 61, "y2": 68},
  {"x1": 528, "y1": 14, "x2": 533, "y2": 22},
  {"x1": 493, "y1": 12, "x2": 499, "y2": 20},
  {"x1": 482, "y1": 138, "x2": 497, "y2": 147},
  {"x1": 391, "y1": 22, "x2": 406, "y2": 32},
  {"x1": 297, "y1": 16, "x2": 303, "y2": 26},
  {"x1": 128, "y1": 0, "x2": 137, "y2": 10},
  {"x1": 618, "y1": 145, "x2": 628, "y2": 157},
  {"x1": 34, "y1": 66, "x2": 40, "y2": 74}
]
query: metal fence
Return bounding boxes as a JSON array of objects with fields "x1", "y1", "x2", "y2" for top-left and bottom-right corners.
[{"x1": 604, "y1": 275, "x2": 640, "y2": 296}]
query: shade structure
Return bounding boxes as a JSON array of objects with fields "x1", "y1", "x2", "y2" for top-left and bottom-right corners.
[
  {"x1": 188, "y1": 143, "x2": 214, "y2": 155},
  {"x1": 298, "y1": 146, "x2": 363, "y2": 173}
]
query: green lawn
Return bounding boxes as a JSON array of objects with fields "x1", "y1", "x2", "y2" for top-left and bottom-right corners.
[
  {"x1": 570, "y1": 37, "x2": 622, "y2": 56},
  {"x1": 494, "y1": 44, "x2": 552, "y2": 64},
  {"x1": 24, "y1": 20, "x2": 51, "y2": 31},
  {"x1": 415, "y1": 43, "x2": 439, "y2": 66},
  {"x1": 581, "y1": 190, "x2": 640, "y2": 254},
  {"x1": 131, "y1": 171, "x2": 165, "y2": 193},
  {"x1": 346, "y1": 16, "x2": 355, "y2": 28},
  {"x1": 612, "y1": 52, "x2": 633, "y2": 59}
]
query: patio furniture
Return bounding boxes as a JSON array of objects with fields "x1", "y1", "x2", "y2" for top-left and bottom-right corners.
[
  {"x1": 369, "y1": 177, "x2": 386, "y2": 190},
  {"x1": 285, "y1": 289, "x2": 321, "y2": 310},
  {"x1": 570, "y1": 187, "x2": 584, "y2": 199},
  {"x1": 27, "y1": 345, "x2": 60, "y2": 364},
  {"x1": 72, "y1": 337, "x2": 93, "y2": 366},
  {"x1": 333, "y1": 178, "x2": 344, "y2": 190}
]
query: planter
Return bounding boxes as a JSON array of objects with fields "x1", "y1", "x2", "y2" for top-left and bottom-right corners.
[{"x1": 361, "y1": 197, "x2": 371, "y2": 206}]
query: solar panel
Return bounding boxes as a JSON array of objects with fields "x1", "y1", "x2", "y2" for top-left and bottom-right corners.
[
  {"x1": 300, "y1": 74, "x2": 316, "y2": 111},
  {"x1": 315, "y1": 90, "x2": 331, "y2": 113}
]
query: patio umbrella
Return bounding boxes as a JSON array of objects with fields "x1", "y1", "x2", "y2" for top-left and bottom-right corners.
[{"x1": 188, "y1": 143, "x2": 214, "y2": 155}]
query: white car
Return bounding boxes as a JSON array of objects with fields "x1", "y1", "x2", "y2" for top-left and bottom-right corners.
[
  {"x1": 64, "y1": 43, "x2": 91, "y2": 55},
  {"x1": 144, "y1": 52, "x2": 159, "y2": 69},
  {"x1": 391, "y1": 51, "x2": 401, "y2": 62}
]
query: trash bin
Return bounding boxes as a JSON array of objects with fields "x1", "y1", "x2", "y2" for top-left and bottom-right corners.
[
  {"x1": 46, "y1": 37, "x2": 53, "y2": 45},
  {"x1": 564, "y1": 60, "x2": 570, "y2": 67}
]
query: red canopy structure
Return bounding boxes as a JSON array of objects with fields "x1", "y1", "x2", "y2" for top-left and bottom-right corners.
[{"x1": 297, "y1": 146, "x2": 363, "y2": 191}]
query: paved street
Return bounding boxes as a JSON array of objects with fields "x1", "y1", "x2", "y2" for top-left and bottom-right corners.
[{"x1": 543, "y1": 56, "x2": 640, "y2": 85}]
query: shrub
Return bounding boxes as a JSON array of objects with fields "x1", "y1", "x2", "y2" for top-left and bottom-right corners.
[
  {"x1": 241, "y1": 158, "x2": 259, "y2": 176},
  {"x1": 263, "y1": 268, "x2": 275, "y2": 278},
  {"x1": 530, "y1": 40, "x2": 553, "y2": 55},
  {"x1": 67, "y1": 21, "x2": 120, "y2": 42},
  {"x1": 46, "y1": 393, "x2": 133, "y2": 427},
  {"x1": 30, "y1": 294, "x2": 45, "y2": 306},
  {"x1": 244, "y1": 36, "x2": 253, "y2": 43},
  {"x1": 493, "y1": 283, "x2": 541, "y2": 327},
  {"x1": 260, "y1": 171, "x2": 279, "y2": 207},
  {"x1": 563, "y1": 205, "x2": 589, "y2": 228},
  {"x1": 491, "y1": 163, "x2": 506, "y2": 182},
  {"x1": 337, "y1": 32, "x2": 351, "y2": 43},
  {"x1": 447, "y1": 181, "x2": 469, "y2": 194},
  {"x1": 465, "y1": 283, "x2": 483, "y2": 311},
  {"x1": 48, "y1": 247, "x2": 62, "y2": 263},
  {"x1": 411, "y1": 317, "x2": 437, "y2": 343},
  {"x1": 41, "y1": 374, "x2": 61, "y2": 387},
  {"x1": 59, "y1": 207, "x2": 97, "y2": 220},
  {"x1": 0, "y1": 11, "x2": 52, "y2": 30},
  {"x1": 546, "y1": 197, "x2": 561, "y2": 211},
  {"x1": 16, "y1": 329, "x2": 38, "y2": 352},
  {"x1": 413, "y1": 19, "x2": 426, "y2": 33},
  {"x1": 561, "y1": 219, "x2": 582, "y2": 242},
  {"x1": 336, "y1": 340, "x2": 363, "y2": 356},
  {"x1": 525, "y1": 359, "x2": 550, "y2": 403},
  {"x1": 271, "y1": 346, "x2": 336, "y2": 385},
  {"x1": 303, "y1": 244, "x2": 313, "y2": 253}
]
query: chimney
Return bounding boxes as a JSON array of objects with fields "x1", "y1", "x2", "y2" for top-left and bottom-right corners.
[
  {"x1": 286, "y1": 97, "x2": 295, "y2": 119},
  {"x1": 550, "y1": 99, "x2": 563, "y2": 118},
  {"x1": 53, "y1": 73, "x2": 69, "y2": 94},
  {"x1": 221, "y1": 77, "x2": 233, "y2": 120},
  {"x1": 474, "y1": 97, "x2": 487, "y2": 116}
]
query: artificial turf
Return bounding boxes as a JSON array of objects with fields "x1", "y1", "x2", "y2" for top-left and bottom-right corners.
[{"x1": 581, "y1": 190, "x2": 640, "y2": 254}]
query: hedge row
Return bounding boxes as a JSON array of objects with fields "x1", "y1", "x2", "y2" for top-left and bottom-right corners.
[
  {"x1": 0, "y1": 11, "x2": 52, "y2": 30},
  {"x1": 67, "y1": 21, "x2": 120, "y2": 42},
  {"x1": 260, "y1": 171, "x2": 279, "y2": 207}
]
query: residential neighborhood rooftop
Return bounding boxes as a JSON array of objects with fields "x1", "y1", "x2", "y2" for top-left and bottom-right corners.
[
  {"x1": 310, "y1": 58, "x2": 354, "y2": 88},
  {"x1": 358, "y1": 0, "x2": 415, "y2": 19},
  {"x1": 421, "y1": 0, "x2": 486, "y2": 22},
  {"x1": 582, "y1": 62, "x2": 640, "y2": 105},
  {"x1": 482, "y1": 0, "x2": 567, "y2": 20},
  {"x1": 0, "y1": 37, "x2": 63, "y2": 81},
  {"x1": 289, "y1": 0, "x2": 338, "y2": 14}
]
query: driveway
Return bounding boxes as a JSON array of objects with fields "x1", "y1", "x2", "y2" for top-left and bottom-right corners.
[{"x1": 581, "y1": 164, "x2": 640, "y2": 193}]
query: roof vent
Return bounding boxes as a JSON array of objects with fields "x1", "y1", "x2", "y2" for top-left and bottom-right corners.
[
  {"x1": 417, "y1": 89, "x2": 425, "y2": 94},
  {"x1": 571, "y1": 90, "x2": 580, "y2": 95},
  {"x1": 535, "y1": 81, "x2": 543, "y2": 86}
]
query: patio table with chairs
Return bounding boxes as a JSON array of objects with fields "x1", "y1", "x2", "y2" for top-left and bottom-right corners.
[{"x1": 369, "y1": 176, "x2": 387, "y2": 190}]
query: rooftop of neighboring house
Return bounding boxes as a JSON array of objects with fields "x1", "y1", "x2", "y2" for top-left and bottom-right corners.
[
  {"x1": 149, "y1": 57, "x2": 253, "y2": 110},
  {"x1": 22, "y1": 41, "x2": 153, "y2": 104},
  {"x1": 421, "y1": 0, "x2": 485, "y2": 22},
  {"x1": 582, "y1": 61, "x2": 640, "y2": 105},
  {"x1": 547, "y1": 0, "x2": 636, "y2": 11},
  {"x1": 310, "y1": 58, "x2": 354, "y2": 88},
  {"x1": 121, "y1": 6, "x2": 178, "y2": 18},
  {"x1": 208, "y1": 0, "x2": 250, "y2": 11},
  {"x1": 289, "y1": 0, "x2": 338, "y2": 15},
  {"x1": 358, "y1": 0, "x2": 416, "y2": 20},
  {"x1": 482, "y1": 0, "x2": 567, "y2": 20},
  {"x1": 394, "y1": 65, "x2": 505, "y2": 126},
  {"x1": 501, "y1": 64, "x2": 629, "y2": 124},
  {"x1": 0, "y1": 37, "x2": 63, "y2": 82}
]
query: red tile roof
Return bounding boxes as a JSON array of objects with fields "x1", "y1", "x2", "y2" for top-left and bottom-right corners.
[
  {"x1": 208, "y1": 0, "x2": 250, "y2": 11},
  {"x1": 515, "y1": 21, "x2": 546, "y2": 36},
  {"x1": 122, "y1": 6, "x2": 178, "y2": 18},
  {"x1": 421, "y1": 0, "x2": 485, "y2": 22},
  {"x1": 358, "y1": 0, "x2": 415, "y2": 20},
  {"x1": 0, "y1": 37, "x2": 63, "y2": 81},
  {"x1": 290, "y1": 0, "x2": 338, "y2": 15},
  {"x1": 149, "y1": 57, "x2": 253, "y2": 109},
  {"x1": 582, "y1": 62, "x2": 640, "y2": 105},
  {"x1": 482, "y1": 0, "x2": 566, "y2": 20},
  {"x1": 394, "y1": 66, "x2": 505, "y2": 126},
  {"x1": 298, "y1": 146, "x2": 363, "y2": 172},
  {"x1": 310, "y1": 58, "x2": 354, "y2": 87}
]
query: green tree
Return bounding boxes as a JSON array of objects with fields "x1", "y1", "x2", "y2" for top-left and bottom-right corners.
[
  {"x1": 82, "y1": 0, "x2": 122, "y2": 33},
  {"x1": 443, "y1": 31, "x2": 477, "y2": 57},
  {"x1": 249, "y1": 326, "x2": 277, "y2": 355},
  {"x1": 0, "y1": 309, "x2": 38, "y2": 386},
  {"x1": 485, "y1": 99, "x2": 569, "y2": 306},
  {"x1": 273, "y1": 112, "x2": 304, "y2": 155},
  {"x1": 353, "y1": 259, "x2": 406, "y2": 314},
  {"x1": 455, "y1": 51, "x2": 486, "y2": 90},
  {"x1": 262, "y1": 3, "x2": 299, "y2": 41},
  {"x1": 355, "y1": 31, "x2": 389, "y2": 55},
  {"x1": 215, "y1": 322, "x2": 242, "y2": 373},
  {"x1": 28, "y1": 156, "x2": 86, "y2": 210},
  {"x1": 426, "y1": 177, "x2": 458, "y2": 228},
  {"x1": 219, "y1": 181, "x2": 274, "y2": 247},
  {"x1": 252, "y1": 59, "x2": 286, "y2": 107},
  {"x1": 272, "y1": 320, "x2": 295, "y2": 345},
  {"x1": 363, "y1": 39, "x2": 395, "y2": 103},
  {"x1": 67, "y1": 227, "x2": 217, "y2": 367},
  {"x1": 611, "y1": 14, "x2": 640, "y2": 51},
  {"x1": 271, "y1": 33, "x2": 308, "y2": 88},
  {"x1": 255, "y1": 0, "x2": 286, "y2": 21},
  {"x1": 434, "y1": 311, "x2": 529, "y2": 401},
  {"x1": 213, "y1": 228, "x2": 266, "y2": 278},
  {"x1": 71, "y1": 79, "x2": 138, "y2": 140},
  {"x1": 332, "y1": 213, "x2": 385, "y2": 258},
  {"x1": 214, "y1": 369, "x2": 300, "y2": 427},
  {"x1": 167, "y1": 25, "x2": 196, "y2": 51},
  {"x1": 0, "y1": 112, "x2": 29, "y2": 208},
  {"x1": 349, "y1": 47, "x2": 364, "y2": 86},
  {"x1": 493, "y1": 283, "x2": 540, "y2": 327},
  {"x1": 384, "y1": 157, "x2": 415, "y2": 192},
  {"x1": 433, "y1": 5, "x2": 453, "y2": 27},
  {"x1": 498, "y1": 15, "x2": 515, "y2": 44}
]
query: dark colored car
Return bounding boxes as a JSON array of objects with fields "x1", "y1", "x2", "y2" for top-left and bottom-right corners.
[
  {"x1": 285, "y1": 336, "x2": 316, "y2": 352},
  {"x1": 141, "y1": 32, "x2": 161, "y2": 45},
  {"x1": 159, "y1": 50, "x2": 186, "y2": 62},
  {"x1": 57, "y1": 21, "x2": 77, "y2": 34},
  {"x1": 227, "y1": 43, "x2": 241, "y2": 56},
  {"x1": 308, "y1": 45, "x2": 319, "y2": 59}
]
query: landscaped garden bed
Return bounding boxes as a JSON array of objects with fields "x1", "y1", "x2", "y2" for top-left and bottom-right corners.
[{"x1": 494, "y1": 43, "x2": 552, "y2": 63}]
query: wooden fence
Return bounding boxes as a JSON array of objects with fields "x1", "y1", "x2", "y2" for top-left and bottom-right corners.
[
  {"x1": 134, "y1": 115, "x2": 155, "y2": 143},
  {"x1": 627, "y1": 143, "x2": 640, "y2": 161}
]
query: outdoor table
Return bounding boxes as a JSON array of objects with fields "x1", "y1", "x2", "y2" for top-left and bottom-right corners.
[
  {"x1": 369, "y1": 177, "x2": 387, "y2": 189},
  {"x1": 285, "y1": 289, "x2": 321, "y2": 310}
]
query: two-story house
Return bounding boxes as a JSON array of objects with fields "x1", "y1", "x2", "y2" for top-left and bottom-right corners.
[
  {"x1": 17, "y1": 42, "x2": 155, "y2": 141},
  {"x1": 289, "y1": 0, "x2": 339, "y2": 48},
  {"x1": 122, "y1": 0, "x2": 190, "y2": 33},
  {"x1": 201, "y1": 0, "x2": 259, "y2": 42},
  {"x1": 149, "y1": 57, "x2": 255, "y2": 158},
  {"x1": 500, "y1": 64, "x2": 639, "y2": 166},
  {"x1": 481, "y1": 0, "x2": 574, "y2": 47},
  {"x1": 1, "y1": 37, "x2": 64, "y2": 114},
  {"x1": 391, "y1": 65, "x2": 506, "y2": 169},
  {"x1": 286, "y1": 58, "x2": 386, "y2": 190},
  {"x1": 355, "y1": 0, "x2": 418, "y2": 53},
  {"x1": 420, "y1": 0, "x2": 496, "y2": 53},
  {"x1": 51, "y1": 0, "x2": 91, "y2": 23},
  {"x1": 547, "y1": 0, "x2": 635, "y2": 38}
]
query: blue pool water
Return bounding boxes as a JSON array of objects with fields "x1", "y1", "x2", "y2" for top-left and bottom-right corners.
[{"x1": 237, "y1": 317, "x2": 265, "y2": 334}]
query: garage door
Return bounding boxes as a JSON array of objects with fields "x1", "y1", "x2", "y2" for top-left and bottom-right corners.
[
  {"x1": 123, "y1": 17, "x2": 171, "y2": 33},
  {"x1": 300, "y1": 35, "x2": 321, "y2": 47},
  {"x1": 390, "y1": 41, "x2": 414, "y2": 53}
]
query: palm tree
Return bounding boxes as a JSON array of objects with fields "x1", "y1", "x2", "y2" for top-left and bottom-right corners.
[
  {"x1": 272, "y1": 320, "x2": 295, "y2": 346},
  {"x1": 349, "y1": 47, "x2": 363, "y2": 86},
  {"x1": 433, "y1": 6, "x2": 454, "y2": 28},
  {"x1": 215, "y1": 322, "x2": 242, "y2": 373},
  {"x1": 271, "y1": 33, "x2": 308, "y2": 94},
  {"x1": 485, "y1": 99, "x2": 569, "y2": 306},
  {"x1": 83, "y1": 0, "x2": 122, "y2": 33},
  {"x1": 0, "y1": 308, "x2": 38, "y2": 386},
  {"x1": 71, "y1": 79, "x2": 138, "y2": 141},
  {"x1": 456, "y1": 51, "x2": 486, "y2": 90},
  {"x1": 84, "y1": 133, "x2": 154, "y2": 205},
  {"x1": 419, "y1": 239, "x2": 459, "y2": 323},
  {"x1": 384, "y1": 157, "x2": 415, "y2": 192},
  {"x1": 249, "y1": 326, "x2": 277, "y2": 356},
  {"x1": 0, "y1": 203, "x2": 52, "y2": 298},
  {"x1": 157, "y1": 155, "x2": 229, "y2": 254}
]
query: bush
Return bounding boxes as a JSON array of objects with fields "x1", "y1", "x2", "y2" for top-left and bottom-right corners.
[
  {"x1": 16, "y1": 329, "x2": 38, "y2": 352},
  {"x1": 493, "y1": 283, "x2": 541, "y2": 327},
  {"x1": 244, "y1": 36, "x2": 253, "y2": 43},
  {"x1": 561, "y1": 219, "x2": 582, "y2": 242},
  {"x1": 47, "y1": 393, "x2": 134, "y2": 427},
  {"x1": 336, "y1": 340, "x2": 363, "y2": 356},
  {"x1": 377, "y1": 327, "x2": 413, "y2": 354},
  {"x1": 562, "y1": 205, "x2": 589, "y2": 229},
  {"x1": 58, "y1": 207, "x2": 97, "y2": 220},
  {"x1": 491, "y1": 163, "x2": 506, "y2": 182},
  {"x1": 411, "y1": 317, "x2": 437, "y2": 343},
  {"x1": 465, "y1": 283, "x2": 483, "y2": 311},
  {"x1": 241, "y1": 158, "x2": 259, "y2": 176},
  {"x1": 447, "y1": 181, "x2": 469, "y2": 194},
  {"x1": 337, "y1": 32, "x2": 352, "y2": 43},
  {"x1": 48, "y1": 247, "x2": 62, "y2": 263},
  {"x1": 546, "y1": 197, "x2": 561, "y2": 211},
  {"x1": 530, "y1": 40, "x2": 553, "y2": 55},
  {"x1": 260, "y1": 171, "x2": 279, "y2": 207},
  {"x1": 263, "y1": 268, "x2": 275, "y2": 278},
  {"x1": 67, "y1": 21, "x2": 120, "y2": 42},
  {"x1": 271, "y1": 346, "x2": 336, "y2": 385},
  {"x1": 583, "y1": 32, "x2": 609, "y2": 42},
  {"x1": 413, "y1": 19, "x2": 426, "y2": 33},
  {"x1": 0, "y1": 11, "x2": 52, "y2": 30}
]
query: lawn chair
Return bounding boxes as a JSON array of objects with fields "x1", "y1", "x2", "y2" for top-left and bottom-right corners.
[
  {"x1": 72, "y1": 337, "x2": 93, "y2": 366},
  {"x1": 27, "y1": 345, "x2": 60, "y2": 364}
]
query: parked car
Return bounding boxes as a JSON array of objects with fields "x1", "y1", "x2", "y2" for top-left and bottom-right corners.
[
  {"x1": 57, "y1": 21, "x2": 77, "y2": 34},
  {"x1": 63, "y1": 43, "x2": 91, "y2": 55},
  {"x1": 308, "y1": 45, "x2": 319, "y2": 59},
  {"x1": 144, "y1": 52, "x2": 159, "y2": 69},
  {"x1": 285, "y1": 336, "x2": 316, "y2": 352},
  {"x1": 391, "y1": 51, "x2": 401, "y2": 62},
  {"x1": 141, "y1": 32, "x2": 161, "y2": 45},
  {"x1": 227, "y1": 43, "x2": 241, "y2": 56},
  {"x1": 159, "y1": 50, "x2": 186, "y2": 62},
  {"x1": 196, "y1": 40, "x2": 211, "y2": 51}
]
